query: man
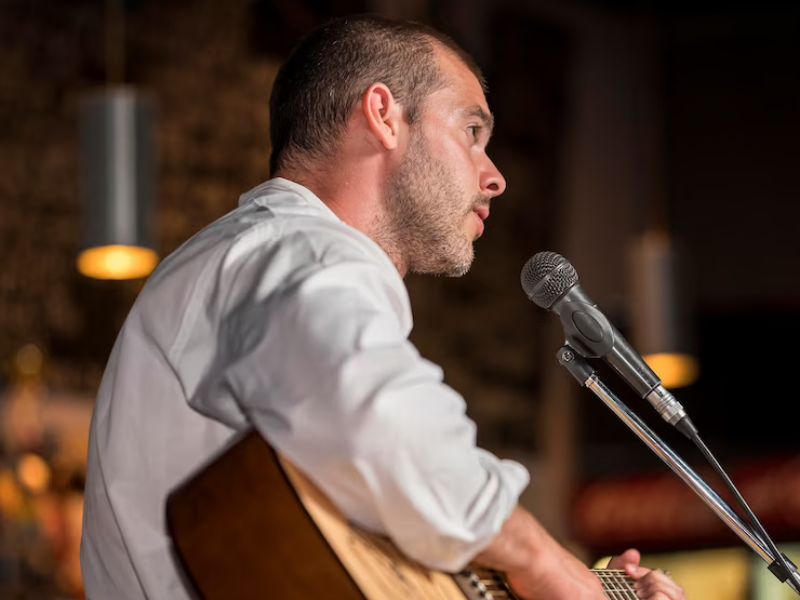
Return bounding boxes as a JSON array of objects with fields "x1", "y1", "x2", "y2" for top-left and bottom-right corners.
[{"x1": 81, "y1": 16, "x2": 685, "y2": 599}]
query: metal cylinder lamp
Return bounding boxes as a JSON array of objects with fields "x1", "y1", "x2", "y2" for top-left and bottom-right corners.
[
  {"x1": 630, "y1": 231, "x2": 699, "y2": 389},
  {"x1": 77, "y1": 87, "x2": 158, "y2": 280}
]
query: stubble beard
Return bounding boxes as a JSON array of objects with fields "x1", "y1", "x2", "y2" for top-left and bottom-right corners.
[{"x1": 381, "y1": 129, "x2": 481, "y2": 277}]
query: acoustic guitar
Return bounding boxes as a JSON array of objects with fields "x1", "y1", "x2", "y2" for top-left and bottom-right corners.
[{"x1": 167, "y1": 430, "x2": 639, "y2": 599}]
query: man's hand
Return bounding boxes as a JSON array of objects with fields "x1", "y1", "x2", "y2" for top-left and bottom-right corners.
[
  {"x1": 608, "y1": 549, "x2": 686, "y2": 600},
  {"x1": 475, "y1": 507, "x2": 608, "y2": 599},
  {"x1": 502, "y1": 541, "x2": 607, "y2": 600},
  {"x1": 474, "y1": 507, "x2": 688, "y2": 600}
]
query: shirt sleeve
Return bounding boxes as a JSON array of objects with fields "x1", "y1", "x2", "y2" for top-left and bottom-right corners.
[{"x1": 205, "y1": 255, "x2": 530, "y2": 572}]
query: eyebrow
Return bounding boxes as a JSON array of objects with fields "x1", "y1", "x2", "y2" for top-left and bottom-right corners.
[{"x1": 462, "y1": 105, "x2": 495, "y2": 134}]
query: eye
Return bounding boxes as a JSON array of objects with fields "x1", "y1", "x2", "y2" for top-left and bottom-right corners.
[{"x1": 467, "y1": 124, "x2": 482, "y2": 141}]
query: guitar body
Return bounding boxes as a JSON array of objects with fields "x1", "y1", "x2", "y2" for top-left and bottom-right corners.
[
  {"x1": 168, "y1": 430, "x2": 636, "y2": 599},
  {"x1": 167, "y1": 430, "x2": 467, "y2": 599}
]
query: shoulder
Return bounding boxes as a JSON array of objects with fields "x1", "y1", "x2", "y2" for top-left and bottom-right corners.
[
  {"x1": 202, "y1": 181, "x2": 409, "y2": 325},
  {"x1": 235, "y1": 177, "x2": 392, "y2": 272}
]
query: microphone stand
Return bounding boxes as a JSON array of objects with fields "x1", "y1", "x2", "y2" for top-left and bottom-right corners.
[{"x1": 555, "y1": 344, "x2": 800, "y2": 595}]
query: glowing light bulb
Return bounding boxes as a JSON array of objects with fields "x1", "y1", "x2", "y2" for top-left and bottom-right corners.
[
  {"x1": 77, "y1": 245, "x2": 158, "y2": 280},
  {"x1": 17, "y1": 453, "x2": 51, "y2": 494},
  {"x1": 644, "y1": 353, "x2": 699, "y2": 389}
]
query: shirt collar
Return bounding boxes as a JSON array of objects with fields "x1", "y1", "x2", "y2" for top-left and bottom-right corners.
[
  {"x1": 239, "y1": 177, "x2": 339, "y2": 221},
  {"x1": 239, "y1": 177, "x2": 403, "y2": 280}
]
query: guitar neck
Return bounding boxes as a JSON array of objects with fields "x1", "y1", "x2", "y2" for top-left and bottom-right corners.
[
  {"x1": 456, "y1": 567, "x2": 638, "y2": 600},
  {"x1": 593, "y1": 568, "x2": 639, "y2": 599}
]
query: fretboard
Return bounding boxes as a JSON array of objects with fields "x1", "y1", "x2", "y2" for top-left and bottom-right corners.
[
  {"x1": 456, "y1": 567, "x2": 638, "y2": 600},
  {"x1": 594, "y1": 569, "x2": 639, "y2": 599}
]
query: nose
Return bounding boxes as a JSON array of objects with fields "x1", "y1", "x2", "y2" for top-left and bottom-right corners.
[{"x1": 480, "y1": 157, "x2": 506, "y2": 198}]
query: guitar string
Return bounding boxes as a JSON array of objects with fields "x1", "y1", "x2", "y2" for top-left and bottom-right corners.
[
  {"x1": 595, "y1": 569, "x2": 636, "y2": 600},
  {"x1": 478, "y1": 571, "x2": 508, "y2": 599},
  {"x1": 624, "y1": 571, "x2": 639, "y2": 600},
  {"x1": 624, "y1": 570, "x2": 639, "y2": 600},
  {"x1": 492, "y1": 569, "x2": 516, "y2": 599},
  {"x1": 469, "y1": 571, "x2": 500, "y2": 599},
  {"x1": 470, "y1": 569, "x2": 514, "y2": 600},
  {"x1": 599, "y1": 570, "x2": 620, "y2": 600},
  {"x1": 610, "y1": 570, "x2": 629, "y2": 600},
  {"x1": 609, "y1": 569, "x2": 625, "y2": 600},
  {"x1": 468, "y1": 568, "x2": 638, "y2": 600},
  {"x1": 611, "y1": 569, "x2": 637, "y2": 600},
  {"x1": 619, "y1": 569, "x2": 638, "y2": 600},
  {"x1": 470, "y1": 568, "x2": 640, "y2": 600},
  {"x1": 490, "y1": 569, "x2": 518, "y2": 600}
]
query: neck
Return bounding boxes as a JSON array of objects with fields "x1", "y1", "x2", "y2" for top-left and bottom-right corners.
[{"x1": 275, "y1": 163, "x2": 409, "y2": 277}]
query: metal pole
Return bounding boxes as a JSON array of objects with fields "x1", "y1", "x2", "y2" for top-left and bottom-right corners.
[{"x1": 556, "y1": 345, "x2": 800, "y2": 594}]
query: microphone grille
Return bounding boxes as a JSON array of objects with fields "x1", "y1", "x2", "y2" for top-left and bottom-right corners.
[{"x1": 520, "y1": 251, "x2": 579, "y2": 308}]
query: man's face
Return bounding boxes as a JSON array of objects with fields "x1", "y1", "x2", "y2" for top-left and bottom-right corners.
[{"x1": 385, "y1": 47, "x2": 506, "y2": 277}]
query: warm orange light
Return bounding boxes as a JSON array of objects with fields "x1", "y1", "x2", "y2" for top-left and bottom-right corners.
[
  {"x1": 0, "y1": 470, "x2": 24, "y2": 515},
  {"x1": 17, "y1": 453, "x2": 51, "y2": 494},
  {"x1": 644, "y1": 352, "x2": 699, "y2": 389},
  {"x1": 77, "y1": 245, "x2": 158, "y2": 280}
]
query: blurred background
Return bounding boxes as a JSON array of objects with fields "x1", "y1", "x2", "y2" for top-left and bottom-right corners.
[{"x1": 0, "y1": 0, "x2": 798, "y2": 597}]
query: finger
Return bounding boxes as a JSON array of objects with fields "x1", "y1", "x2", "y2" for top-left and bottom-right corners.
[
  {"x1": 637, "y1": 591, "x2": 684, "y2": 600},
  {"x1": 607, "y1": 548, "x2": 641, "y2": 570},
  {"x1": 624, "y1": 562, "x2": 649, "y2": 580},
  {"x1": 635, "y1": 570, "x2": 685, "y2": 600},
  {"x1": 637, "y1": 593, "x2": 673, "y2": 600},
  {"x1": 636, "y1": 584, "x2": 684, "y2": 600}
]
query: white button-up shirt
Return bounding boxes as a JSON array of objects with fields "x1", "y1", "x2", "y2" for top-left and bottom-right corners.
[{"x1": 80, "y1": 178, "x2": 529, "y2": 599}]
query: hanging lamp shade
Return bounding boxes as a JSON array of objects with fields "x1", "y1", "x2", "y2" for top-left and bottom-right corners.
[
  {"x1": 77, "y1": 87, "x2": 158, "y2": 280},
  {"x1": 630, "y1": 231, "x2": 699, "y2": 389}
]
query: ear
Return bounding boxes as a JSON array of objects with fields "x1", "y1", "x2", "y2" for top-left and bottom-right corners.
[{"x1": 361, "y1": 83, "x2": 403, "y2": 151}]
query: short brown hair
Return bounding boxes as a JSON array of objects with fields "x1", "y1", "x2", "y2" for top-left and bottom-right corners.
[{"x1": 268, "y1": 15, "x2": 484, "y2": 174}]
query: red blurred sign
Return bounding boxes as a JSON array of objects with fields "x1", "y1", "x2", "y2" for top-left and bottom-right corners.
[{"x1": 572, "y1": 456, "x2": 800, "y2": 553}]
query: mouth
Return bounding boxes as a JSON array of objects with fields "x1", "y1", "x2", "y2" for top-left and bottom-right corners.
[
  {"x1": 473, "y1": 205, "x2": 490, "y2": 222},
  {"x1": 471, "y1": 209, "x2": 486, "y2": 239}
]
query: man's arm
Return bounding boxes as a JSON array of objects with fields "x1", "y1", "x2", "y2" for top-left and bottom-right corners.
[
  {"x1": 475, "y1": 507, "x2": 686, "y2": 600},
  {"x1": 214, "y1": 251, "x2": 529, "y2": 570},
  {"x1": 474, "y1": 506, "x2": 607, "y2": 599}
]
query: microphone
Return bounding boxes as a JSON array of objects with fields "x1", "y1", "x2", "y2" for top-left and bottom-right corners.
[{"x1": 520, "y1": 251, "x2": 697, "y2": 438}]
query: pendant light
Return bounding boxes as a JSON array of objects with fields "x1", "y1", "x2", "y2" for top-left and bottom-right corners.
[
  {"x1": 627, "y1": 26, "x2": 698, "y2": 390},
  {"x1": 630, "y1": 231, "x2": 699, "y2": 389},
  {"x1": 77, "y1": 0, "x2": 158, "y2": 280}
]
